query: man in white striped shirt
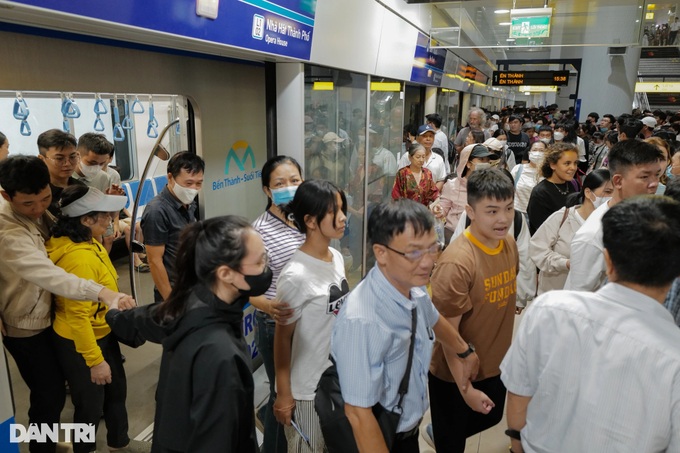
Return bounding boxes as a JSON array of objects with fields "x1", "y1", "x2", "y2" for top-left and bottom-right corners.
[{"x1": 501, "y1": 196, "x2": 680, "y2": 453}]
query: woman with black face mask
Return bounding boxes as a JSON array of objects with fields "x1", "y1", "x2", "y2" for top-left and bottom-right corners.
[{"x1": 106, "y1": 215, "x2": 269, "y2": 453}]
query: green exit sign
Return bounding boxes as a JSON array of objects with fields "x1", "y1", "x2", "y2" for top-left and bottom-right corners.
[{"x1": 510, "y1": 16, "x2": 551, "y2": 39}]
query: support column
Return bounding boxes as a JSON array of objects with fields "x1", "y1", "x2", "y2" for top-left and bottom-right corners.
[
  {"x1": 576, "y1": 47, "x2": 639, "y2": 120},
  {"x1": 276, "y1": 63, "x2": 306, "y2": 169},
  {"x1": 424, "y1": 86, "x2": 437, "y2": 117}
]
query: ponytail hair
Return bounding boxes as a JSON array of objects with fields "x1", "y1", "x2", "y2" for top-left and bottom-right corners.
[
  {"x1": 565, "y1": 168, "x2": 610, "y2": 208},
  {"x1": 155, "y1": 215, "x2": 253, "y2": 322}
]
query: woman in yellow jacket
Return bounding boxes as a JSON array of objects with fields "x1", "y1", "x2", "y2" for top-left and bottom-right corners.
[{"x1": 46, "y1": 185, "x2": 128, "y2": 453}]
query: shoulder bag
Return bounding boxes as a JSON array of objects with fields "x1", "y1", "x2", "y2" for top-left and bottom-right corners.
[{"x1": 315, "y1": 308, "x2": 417, "y2": 453}]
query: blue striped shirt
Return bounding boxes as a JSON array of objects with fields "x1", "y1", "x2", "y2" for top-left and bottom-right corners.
[
  {"x1": 252, "y1": 210, "x2": 305, "y2": 302},
  {"x1": 331, "y1": 264, "x2": 440, "y2": 433}
]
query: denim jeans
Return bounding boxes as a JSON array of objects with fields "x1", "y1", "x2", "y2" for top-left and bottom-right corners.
[{"x1": 255, "y1": 310, "x2": 288, "y2": 453}]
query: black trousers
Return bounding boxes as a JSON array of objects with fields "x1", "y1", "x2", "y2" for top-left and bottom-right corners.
[
  {"x1": 3, "y1": 329, "x2": 66, "y2": 453},
  {"x1": 53, "y1": 331, "x2": 129, "y2": 453},
  {"x1": 428, "y1": 373, "x2": 506, "y2": 453}
]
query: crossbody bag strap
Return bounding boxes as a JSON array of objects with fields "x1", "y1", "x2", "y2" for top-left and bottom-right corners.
[
  {"x1": 395, "y1": 307, "x2": 417, "y2": 411},
  {"x1": 549, "y1": 207, "x2": 570, "y2": 250}
]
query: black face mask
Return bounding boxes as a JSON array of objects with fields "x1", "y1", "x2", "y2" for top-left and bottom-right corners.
[{"x1": 236, "y1": 265, "x2": 273, "y2": 298}]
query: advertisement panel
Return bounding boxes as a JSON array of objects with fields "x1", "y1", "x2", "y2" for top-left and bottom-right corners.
[
  {"x1": 10, "y1": 0, "x2": 317, "y2": 60},
  {"x1": 411, "y1": 32, "x2": 447, "y2": 86}
]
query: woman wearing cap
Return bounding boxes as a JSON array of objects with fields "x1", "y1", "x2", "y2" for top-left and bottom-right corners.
[
  {"x1": 309, "y1": 131, "x2": 347, "y2": 187},
  {"x1": 486, "y1": 135, "x2": 516, "y2": 170},
  {"x1": 439, "y1": 144, "x2": 499, "y2": 242},
  {"x1": 46, "y1": 185, "x2": 130, "y2": 453},
  {"x1": 391, "y1": 143, "x2": 440, "y2": 208}
]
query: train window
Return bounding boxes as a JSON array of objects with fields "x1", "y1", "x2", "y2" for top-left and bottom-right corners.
[
  {"x1": 436, "y1": 88, "x2": 460, "y2": 140},
  {"x1": 304, "y1": 66, "x2": 405, "y2": 286},
  {"x1": 0, "y1": 91, "x2": 189, "y2": 182},
  {"x1": 304, "y1": 65, "x2": 369, "y2": 284}
]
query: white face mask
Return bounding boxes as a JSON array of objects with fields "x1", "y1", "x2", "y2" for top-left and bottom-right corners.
[
  {"x1": 474, "y1": 162, "x2": 492, "y2": 171},
  {"x1": 172, "y1": 181, "x2": 199, "y2": 205},
  {"x1": 589, "y1": 194, "x2": 611, "y2": 209},
  {"x1": 539, "y1": 138, "x2": 551, "y2": 145},
  {"x1": 529, "y1": 151, "x2": 544, "y2": 165},
  {"x1": 554, "y1": 131, "x2": 565, "y2": 141},
  {"x1": 79, "y1": 163, "x2": 103, "y2": 179}
]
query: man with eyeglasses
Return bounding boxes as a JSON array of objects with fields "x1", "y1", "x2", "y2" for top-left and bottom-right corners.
[
  {"x1": 331, "y1": 198, "x2": 480, "y2": 453},
  {"x1": 36, "y1": 129, "x2": 86, "y2": 216},
  {"x1": 428, "y1": 168, "x2": 518, "y2": 452}
]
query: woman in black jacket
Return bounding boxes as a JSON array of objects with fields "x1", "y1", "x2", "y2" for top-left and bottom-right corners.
[{"x1": 106, "y1": 215, "x2": 271, "y2": 453}]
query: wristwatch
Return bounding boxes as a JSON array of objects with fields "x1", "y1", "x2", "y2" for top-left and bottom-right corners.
[
  {"x1": 505, "y1": 428, "x2": 521, "y2": 440},
  {"x1": 456, "y1": 342, "x2": 475, "y2": 359}
]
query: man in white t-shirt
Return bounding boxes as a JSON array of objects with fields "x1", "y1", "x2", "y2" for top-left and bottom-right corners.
[
  {"x1": 565, "y1": 139, "x2": 662, "y2": 291},
  {"x1": 501, "y1": 196, "x2": 680, "y2": 453}
]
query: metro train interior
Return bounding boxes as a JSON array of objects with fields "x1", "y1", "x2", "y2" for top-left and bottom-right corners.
[{"x1": 0, "y1": 0, "x2": 675, "y2": 451}]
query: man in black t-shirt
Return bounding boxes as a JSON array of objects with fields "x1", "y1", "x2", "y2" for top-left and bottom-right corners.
[{"x1": 506, "y1": 114, "x2": 530, "y2": 163}]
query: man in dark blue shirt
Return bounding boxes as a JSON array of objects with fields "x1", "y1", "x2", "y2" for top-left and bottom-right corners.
[{"x1": 141, "y1": 151, "x2": 204, "y2": 302}]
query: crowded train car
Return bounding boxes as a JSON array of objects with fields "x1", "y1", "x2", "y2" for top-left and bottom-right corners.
[{"x1": 1, "y1": 0, "x2": 680, "y2": 452}]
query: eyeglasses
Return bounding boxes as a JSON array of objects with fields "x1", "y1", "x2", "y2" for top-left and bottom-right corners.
[
  {"x1": 45, "y1": 154, "x2": 79, "y2": 165},
  {"x1": 379, "y1": 243, "x2": 441, "y2": 262},
  {"x1": 241, "y1": 253, "x2": 270, "y2": 271}
]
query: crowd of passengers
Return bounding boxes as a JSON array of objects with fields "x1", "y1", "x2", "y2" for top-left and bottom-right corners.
[{"x1": 0, "y1": 105, "x2": 679, "y2": 453}]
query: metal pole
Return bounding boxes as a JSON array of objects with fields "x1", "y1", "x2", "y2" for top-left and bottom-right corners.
[{"x1": 128, "y1": 118, "x2": 178, "y2": 302}]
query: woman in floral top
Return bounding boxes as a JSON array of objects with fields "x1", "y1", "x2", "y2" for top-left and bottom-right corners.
[{"x1": 391, "y1": 143, "x2": 440, "y2": 207}]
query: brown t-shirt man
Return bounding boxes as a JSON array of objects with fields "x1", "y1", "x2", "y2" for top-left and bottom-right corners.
[{"x1": 430, "y1": 229, "x2": 518, "y2": 382}]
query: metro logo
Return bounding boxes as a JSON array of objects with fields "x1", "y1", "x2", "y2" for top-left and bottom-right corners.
[{"x1": 225, "y1": 141, "x2": 256, "y2": 175}]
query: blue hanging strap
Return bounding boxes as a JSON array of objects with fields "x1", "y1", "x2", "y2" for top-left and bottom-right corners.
[
  {"x1": 147, "y1": 100, "x2": 158, "y2": 138},
  {"x1": 148, "y1": 103, "x2": 158, "y2": 127},
  {"x1": 13, "y1": 97, "x2": 29, "y2": 120},
  {"x1": 63, "y1": 118, "x2": 70, "y2": 133},
  {"x1": 113, "y1": 124, "x2": 125, "y2": 141},
  {"x1": 131, "y1": 96, "x2": 145, "y2": 114},
  {"x1": 93, "y1": 115, "x2": 105, "y2": 131},
  {"x1": 122, "y1": 99, "x2": 133, "y2": 130},
  {"x1": 20, "y1": 120, "x2": 31, "y2": 136},
  {"x1": 94, "y1": 95, "x2": 108, "y2": 115},
  {"x1": 61, "y1": 97, "x2": 81, "y2": 118},
  {"x1": 112, "y1": 101, "x2": 125, "y2": 142},
  {"x1": 146, "y1": 122, "x2": 158, "y2": 138}
]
